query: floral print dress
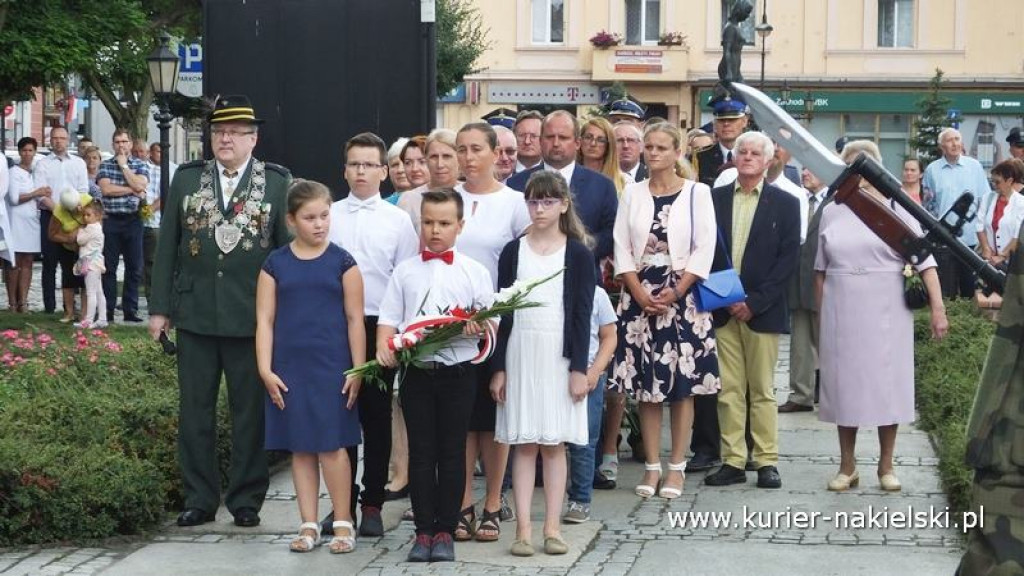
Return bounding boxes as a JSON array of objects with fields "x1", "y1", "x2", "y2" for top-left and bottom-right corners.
[{"x1": 609, "y1": 192, "x2": 721, "y2": 403}]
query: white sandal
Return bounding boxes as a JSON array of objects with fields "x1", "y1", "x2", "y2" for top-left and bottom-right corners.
[
  {"x1": 329, "y1": 520, "x2": 357, "y2": 554},
  {"x1": 289, "y1": 522, "x2": 321, "y2": 553},
  {"x1": 659, "y1": 460, "x2": 687, "y2": 499},
  {"x1": 635, "y1": 462, "x2": 662, "y2": 498}
]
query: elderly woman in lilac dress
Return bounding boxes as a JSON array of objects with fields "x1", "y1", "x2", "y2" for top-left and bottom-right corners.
[{"x1": 814, "y1": 140, "x2": 948, "y2": 493}]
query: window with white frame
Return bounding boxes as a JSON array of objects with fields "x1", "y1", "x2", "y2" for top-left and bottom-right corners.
[
  {"x1": 532, "y1": 0, "x2": 564, "y2": 44},
  {"x1": 878, "y1": 0, "x2": 914, "y2": 47},
  {"x1": 626, "y1": 0, "x2": 661, "y2": 45}
]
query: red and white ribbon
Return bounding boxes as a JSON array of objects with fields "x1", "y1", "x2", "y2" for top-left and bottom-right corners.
[{"x1": 387, "y1": 313, "x2": 496, "y2": 364}]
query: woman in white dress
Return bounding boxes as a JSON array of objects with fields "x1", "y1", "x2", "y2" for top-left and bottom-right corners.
[
  {"x1": 452, "y1": 122, "x2": 532, "y2": 542},
  {"x1": 492, "y1": 171, "x2": 595, "y2": 557},
  {"x1": 4, "y1": 137, "x2": 47, "y2": 312}
]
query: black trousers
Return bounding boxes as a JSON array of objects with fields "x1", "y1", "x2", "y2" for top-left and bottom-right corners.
[
  {"x1": 355, "y1": 315, "x2": 394, "y2": 509},
  {"x1": 401, "y1": 362, "x2": 476, "y2": 536},
  {"x1": 691, "y1": 394, "x2": 721, "y2": 459}
]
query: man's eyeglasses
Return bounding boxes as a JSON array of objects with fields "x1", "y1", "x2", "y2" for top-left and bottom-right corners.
[
  {"x1": 212, "y1": 128, "x2": 256, "y2": 138},
  {"x1": 345, "y1": 162, "x2": 383, "y2": 171},
  {"x1": 526, "y1": 198, "x2": 563, "y2": 210},
  {"x1": 616, "y1": 137, "x2": 641, "y2": 145},
  {"x1": 498, "y1": 147, "x2": 517, "y2": 156},
  {"x1": 582, "y1": 135, "x2": 609, "y2": 145}
]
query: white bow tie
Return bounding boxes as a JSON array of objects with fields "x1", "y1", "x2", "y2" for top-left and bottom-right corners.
[{"x1": 347, "y1": 198, "x2": 378, "y2": 213}]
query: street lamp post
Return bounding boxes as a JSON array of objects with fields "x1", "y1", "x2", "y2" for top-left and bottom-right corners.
[
  {"x1": 755, "y1": 0, "x2": 774, "y2": 90},
  {"x1": 146, "y1": 33, "x2": 180, "y2": 211}
]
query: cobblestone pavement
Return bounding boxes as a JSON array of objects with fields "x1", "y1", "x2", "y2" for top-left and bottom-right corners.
[{"x1": 1, "y1": 273, "x2": 965, "y2": 575}]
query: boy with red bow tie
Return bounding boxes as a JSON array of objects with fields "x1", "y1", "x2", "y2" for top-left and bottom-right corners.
[{"x1": 377, "y1": 188, "x2": 495, "y2": 563}]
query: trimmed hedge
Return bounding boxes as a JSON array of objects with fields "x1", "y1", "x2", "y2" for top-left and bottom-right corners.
[
  {"x1": 0, "y1": 317, "x2": 236, "y2": 545},
  {"x1": 913, "y1": 299, "x2": 996, "y2": 515}
]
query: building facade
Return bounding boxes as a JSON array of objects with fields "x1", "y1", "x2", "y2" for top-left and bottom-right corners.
[{"x1": 441, "y1": 0, "x2": 1024, "y2": 172}]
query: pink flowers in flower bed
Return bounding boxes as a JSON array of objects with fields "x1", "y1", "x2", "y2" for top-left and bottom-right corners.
[{"x1": 1, "y1": 327, "x2": 123, "y2": 370}]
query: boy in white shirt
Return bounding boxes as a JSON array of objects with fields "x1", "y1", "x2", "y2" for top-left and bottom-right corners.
[
  {"x1": 377, "y1": 189, "x2": 495, "y2": 563},
  {"x1": 565, "y1": 287, "x2": 617, "y2": 523},
  {"x1": 323, "y1": 132, "x2": 419, "y2": 538}
]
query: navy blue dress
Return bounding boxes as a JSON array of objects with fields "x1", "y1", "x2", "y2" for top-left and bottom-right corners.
[{"x1": 262, "y1": 243, "x2": 361, "y2": 452}]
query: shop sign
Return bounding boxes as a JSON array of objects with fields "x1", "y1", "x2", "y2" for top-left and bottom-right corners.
[
  {"x1": 613, "y1": 49, "x2": 663, "y2": 74},
  {"x1": 488, "y1": 83, "x2": 602, "y2": 105}
]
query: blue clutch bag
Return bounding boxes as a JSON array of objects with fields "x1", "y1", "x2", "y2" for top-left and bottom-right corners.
[
  {"x1": 694, "y1": 267, "x2": 746, "y2": 312},
  {"x1": 689, "y1": 192, "x2": 746, "y2": 312}
]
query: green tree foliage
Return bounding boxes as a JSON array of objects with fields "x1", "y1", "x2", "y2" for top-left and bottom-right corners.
[
  {"x1": 0, "y1": 0, "x2": 201, "y2": 139},
  {"x1": 436, "y1": 0, "x2": 490, "y2": 97},
  {"x1": 910, "y1": 68, "x2": 953, "y2": 166}
]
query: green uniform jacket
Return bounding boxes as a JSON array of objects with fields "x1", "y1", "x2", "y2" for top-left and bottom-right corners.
[{"x1": 149, "y1": 159, "x2": 291, "y2": 337}]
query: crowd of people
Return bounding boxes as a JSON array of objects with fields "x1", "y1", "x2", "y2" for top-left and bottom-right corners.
[
  {"x1": 0, "y1": 127, "x2": 177, "y2": 327},
  {"x1": 0, "y1": 93, "x2": 1017, "y2": 567}
]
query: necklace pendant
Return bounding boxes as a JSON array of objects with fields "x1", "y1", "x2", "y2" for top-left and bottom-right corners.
[{"x1": 189, "y1": 237, "x2": 200, "y2": 257}]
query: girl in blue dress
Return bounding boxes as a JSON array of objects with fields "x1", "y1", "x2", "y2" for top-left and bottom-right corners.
[{"x1": 255, "y1": 179, "x2": 366, "y2": 554}]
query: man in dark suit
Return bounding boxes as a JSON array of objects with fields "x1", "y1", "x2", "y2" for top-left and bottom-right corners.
[
  {"x1": 506, "y1": 110, "x2": 618, "y2": 264},
  {"x1": 780, "y1": 168, "x2": 831, "y2": 413},
  {"x1": 149, "y1": 96, "x2": 292, "y2": 528},
  {"x1": 695, "y1": 98, "x2": 749, "y2": 189},
  {"x1": 703, "y1": 131, "x2": 800, "y2": 490}
]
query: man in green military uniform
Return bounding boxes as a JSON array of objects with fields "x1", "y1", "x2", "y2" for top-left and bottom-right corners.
[
  {"x1": 148, "y1": 95, "x2": 291, "y2": 528},
  {"x1": 958, "y1": 224, "x2": 1024, "y2": 575}
]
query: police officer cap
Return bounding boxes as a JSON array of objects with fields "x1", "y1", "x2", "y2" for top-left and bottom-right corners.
[
  {"x1": 609, "y1": 99, "x2": 645, "y2": 120},
  {"x1": 713, "y1": 98, "x2": 747, "y2": 119},
  {"x1": 1007, "y1": 127, "x2": 1024, "y2": 147},
  {"x1": 483, "y1": 108, "x2": 518, "y2": 129}
]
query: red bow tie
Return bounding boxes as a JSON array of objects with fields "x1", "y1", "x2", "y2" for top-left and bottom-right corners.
[{"x1": 421, "y1": 250, "x2": 454, "y2": 265}]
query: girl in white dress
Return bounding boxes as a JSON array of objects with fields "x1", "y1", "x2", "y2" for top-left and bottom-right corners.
[{"x1": 491, "y1": 171, "x2": 595, "y2": 557}]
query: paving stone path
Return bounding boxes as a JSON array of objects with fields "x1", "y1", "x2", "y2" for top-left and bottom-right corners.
[{"x1": 1, "y1": 272, "x2": 965, "y2": 575}]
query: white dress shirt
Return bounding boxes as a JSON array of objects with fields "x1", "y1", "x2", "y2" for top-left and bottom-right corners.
[
  {"x1": 0, "y1": 159, "x2": 10, "y2": 262},
  {"x1": 216, "y1": 157, "x2": 252, "y2": 209},
  {"x1": 713, "y1": 167, "x2": 808, "y2": 243},
  {"x1": 543, "y1": 161, "x2": 576, "y2": 186},
  {"x1": 455, "y1": 184, "x2": 531, "y2": 289},
  {"x1": 378, "y1": 249, "x2": 495, "y2": 365},
  {"x1": 329, "y1": 192, "x2": 419, "y2": 316},
  {"x1": 34, "y1": 153, "x2": 89, "y2": 206}
]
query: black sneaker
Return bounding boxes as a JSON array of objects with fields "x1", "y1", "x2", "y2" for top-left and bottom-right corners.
[
  {"x1": 359, "y1": 505, "x2": 384, "y2": 537},
  {"x1": 429, "y1": 532, "x2": 455, "y2": 562},
  {"x1": 704, "y1": 464, "x2": 747, "y2": 486},
  {"x1": 407, "y1": 534, "x2": 432, "y2": 562},
  {"x1": 756, "y1": 465, "x2": 782, "y2": 489},
  {"x1": 123, "y1": 314, "x2": 144, "y2": 323}
]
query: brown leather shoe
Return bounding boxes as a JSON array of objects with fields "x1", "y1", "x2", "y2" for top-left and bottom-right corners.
[{"x1": 778, "y1": 401, "x2": 813, "y2": 413}]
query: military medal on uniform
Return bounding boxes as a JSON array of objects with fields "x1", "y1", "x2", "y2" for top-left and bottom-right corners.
[{"x1": 186, "y1": 160, "x2": 268, "y2": 257}]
